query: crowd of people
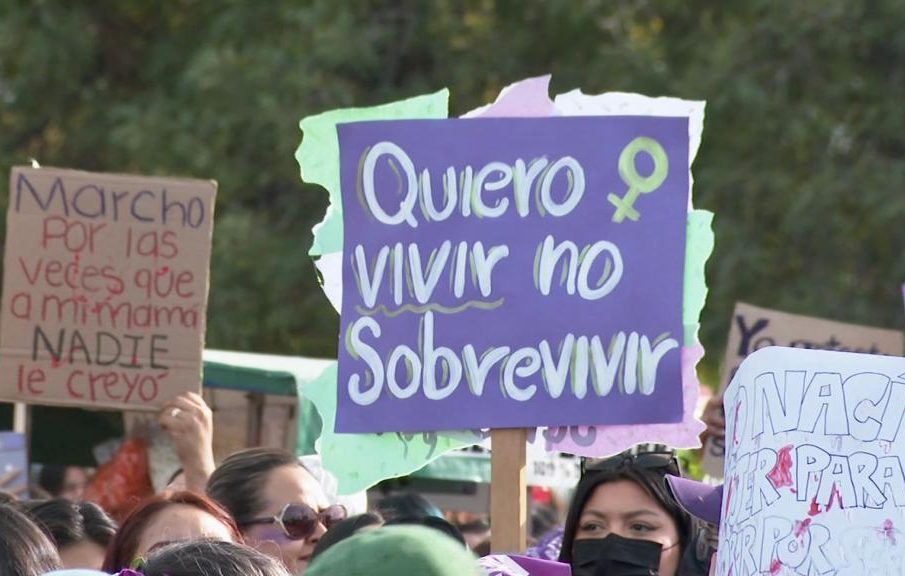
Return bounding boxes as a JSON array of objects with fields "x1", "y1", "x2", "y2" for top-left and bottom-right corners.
[{"x1": 0, "y1": 391, "x2": 727, "y2": 576}]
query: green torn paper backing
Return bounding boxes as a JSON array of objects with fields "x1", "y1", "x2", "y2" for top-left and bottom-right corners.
[
  {"x1": 296, "y1": 90, "x2": 449, "y2": 258},
  {"x1": 296, "y1": 93, "x2": 714, "y2": 494}
]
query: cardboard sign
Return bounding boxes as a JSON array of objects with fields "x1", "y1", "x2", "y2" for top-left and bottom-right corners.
[
  {"x1": 527, "y1": 452, "x2": 580, "y2": 488},
  {"x1": 0, "y1": 167, "x2": 216, "y2": 410},
  {"x1": 718, "y1": 346, "x2": 905, "y2": 576},
  {"x1": 702, "y1": 302, "x2": 903, "y2": 477},
  {"x1": 336, "y1": 116, "x2": 691, "y2": 432},
  {"x1": 0, "y1": 432, "x2": 28, "y2": 497}
]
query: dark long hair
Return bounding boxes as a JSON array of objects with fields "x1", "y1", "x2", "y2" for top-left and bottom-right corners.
[
  {"x1": 142, "y1": 539, "x2": 290, "y2": 576},
  {"x1": 37, "y1": 464, "x2": 70, "y2": 496},
  {"x1": 311, "y1": 513, "x2": 384, "y2": 560},
  {"x1": 23, "y1": 498, "x2": 117, "y2": 549},
  {"x1": 0, "y1": 504, "x2": 62, "y2": 576},
  {"x1": 559, "y1": 465, "x2": 712, "y2": 575},
  {"x1": 207, "y1": 448, "x2": 300, "y2": 525},
  {"x1": 102, "y1": 491, "x2": 243, "y2": 572}
]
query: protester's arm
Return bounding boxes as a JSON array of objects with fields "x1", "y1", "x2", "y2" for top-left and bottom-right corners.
[
  {"x1": 0, "y1": 468, "x2": 26, "y2": 497},
  {"x1": 159, "y1": 391, "x2": 216, "y2": 492},
  {"x1": 701, "y1": 393, "x2": 725, "y2": 442}
]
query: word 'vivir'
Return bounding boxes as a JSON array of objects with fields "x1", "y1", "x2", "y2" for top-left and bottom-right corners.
[{"x1": 353, "y1": 236, "x2": 622, "y2": 308}]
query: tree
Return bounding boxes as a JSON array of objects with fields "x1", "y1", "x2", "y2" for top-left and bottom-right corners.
[{"x1": 2, "y1": 0, "x2": 904, "y2": 368}]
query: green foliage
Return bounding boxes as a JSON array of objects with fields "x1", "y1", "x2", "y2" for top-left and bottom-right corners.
[
  {"x1": 677, "y1": 448, "x2": 704, "y2": 481},
  {"x1": 2, "y1": 0, "x2": 905, "y2": 364}
]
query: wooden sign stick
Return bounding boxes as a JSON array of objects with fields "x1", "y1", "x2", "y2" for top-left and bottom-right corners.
[
  {"x1": 12, "y1": 402, "x2": 28, "y2": 434},
  {"x1": 490, "y1": 428, "x2": 528, "y2": 553}
]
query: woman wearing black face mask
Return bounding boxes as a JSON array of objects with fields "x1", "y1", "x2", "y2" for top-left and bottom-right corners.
[{"x1": 558, "y1": 449, "x2": 713, "y2": 576}]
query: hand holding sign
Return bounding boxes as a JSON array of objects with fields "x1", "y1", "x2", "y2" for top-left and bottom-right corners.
[
  {"x1": 701, "y1": 393, "x2": 726, "y2": 442},
  {"x1": 158, "y1": 391, "x2": 215, "y2": 492},
  {"x1": 0, "y1": 467, "x2": 25, "y2": 497}
]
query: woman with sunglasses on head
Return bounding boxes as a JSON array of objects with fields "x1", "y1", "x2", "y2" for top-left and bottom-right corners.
[
  {"x1": 559, "y1": 447, "x2": 714, "y2": 576},
  {"x1": 207, "y1": 448, "x2": 347, "y2": 576},
  {"x1": 102, "y1": 491, "x2": 243, "y2": 572}
]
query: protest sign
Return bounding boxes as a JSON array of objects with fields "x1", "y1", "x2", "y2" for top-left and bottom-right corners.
[
  {"x1": 0, "y1": 167, "x2": 216, "y2": 410},
  {"x1": 0, "y1": 432, "x2": 28, "y2": 497},
  {"x1": 336, "y1": 116, "x2": 690, "y2": 433},
  {"x1": 718, "y1": 346, "x2": 905, "y2": 576},
  {"x1": 300, "y1": 77, "x2": 708, "y2": 553},
  {"x1": 527, "y1": 450, "x2": 580, "y2": 489},
  {"x1": 702, "y1": 302, "x2": 903, "y2": 477},
  {"x1": 300, "y1": 77, "x2": 709, "y2": 478}
]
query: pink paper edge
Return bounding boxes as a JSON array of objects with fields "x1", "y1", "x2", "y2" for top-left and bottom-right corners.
[
  {"x1": 548, "y1": 345, "x2": 705, "y2": 457},
  {"x1": 465, "y1": 75, "x2": 557, "y2": 118}
]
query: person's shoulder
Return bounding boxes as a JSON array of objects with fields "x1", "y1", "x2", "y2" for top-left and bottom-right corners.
[
  {"x1": 479, "y1": 554, "x2": 571, "y2": 576},
  {"x1": 43, "y1": 571, "x2": 109, "y2": 576}
]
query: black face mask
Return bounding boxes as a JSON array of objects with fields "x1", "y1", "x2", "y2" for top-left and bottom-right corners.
[{"x1": 571, "y1": 533, "x2": 664, "y2": 576}]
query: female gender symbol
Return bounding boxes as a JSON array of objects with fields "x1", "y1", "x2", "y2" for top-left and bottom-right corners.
[{"x1": 607, "y1": 136, "x2": 669, "y2": 223}]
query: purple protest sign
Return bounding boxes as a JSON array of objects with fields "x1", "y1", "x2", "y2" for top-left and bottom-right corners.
[
  {"x1": 0, "y1": 432, "x2": 27, "y2": 497},
  {"x1": 336, "y1": 116, "x2": 689, "y2": 433}
]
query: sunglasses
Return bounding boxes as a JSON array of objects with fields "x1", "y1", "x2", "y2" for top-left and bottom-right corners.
[
  {"x1": 582, "y1": 449, "x2": 680, "y2": 477},
  {"x1": 241, "y1": 503, "x2": 347, "y2": 541}
]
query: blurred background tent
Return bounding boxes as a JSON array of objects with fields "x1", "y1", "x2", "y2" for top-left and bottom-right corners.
[{"x1": 0, "y1": 350, "x2": 330, "y2": 465}]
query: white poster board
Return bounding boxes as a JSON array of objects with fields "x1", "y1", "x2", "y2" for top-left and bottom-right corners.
[
  {"x1": 719, "y1": 346, "x2": 905, "y2": 576},
  {"x1": 703, "y1": 302, "x2": 903, "y2": 477}
]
